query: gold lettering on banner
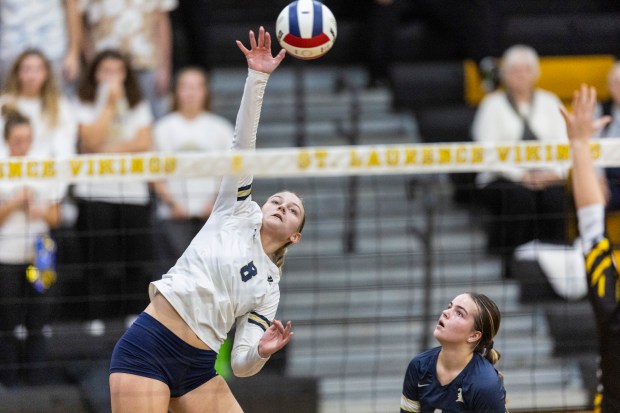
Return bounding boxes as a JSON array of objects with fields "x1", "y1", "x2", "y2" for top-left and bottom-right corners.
[
  {"x1": 149, "y1": 157, "x2": 160, "y2": 174},
  {"x1": 99, "y1": 159, "x2": 114, "y2": 175},
  {"x1": 26, "y1": 161, "x2": 38, "y2": 178},
  {"x1": 232, "y1": 154, "x2": 243, "y2": 173},
  {"x1": 368, "y1": 150, "x2": 381, "y2": 166},
  {"x1": 164, "y1": 157, "x2": 176, "y2": 173},
  {"x1": 386, "y1": 148, "x2": 399, "y2": 166},
  {"x1": 405, "y1": 148, "x2": 416, "y2": 164},
  {"x1": 131, "y1": 158, "x2": 144, "y2": 174},
  {"x1": 119, "y1": 157, "x2": 128, "y2": 175},
  {"x1": 422, "y1": 148, "x2": 434, "y2": 164},
  {"x1": 496, "y1": 146, "x2": 510, "y2": 162},
  {"x1": 70, "y1": 159, "x2": 82, "y2": 176},
  {"x1": 298, "y1": 151, "x2": 311, "y2": 169},
  {"x1": 557, "y1": 144, "x2": 570, "y2": 160},
  {"x1": 9, "y1": 161, "x2": 22, "y2": 178},
  {"x1": 545, "y1": 144, "x2": 553, "y2": 161},
  {"x1": 456, "y1": 146, "x2": 467, "y2": 163},
  {"x1": 438, "y1": 148, "x2": 451, "y2": 164},
  {"x1": 525, "y1": 145, "x2": 541, "y2": 162},
  {"x1": 590, "y1": 143, "x2": 601, "y2": 159},
  {"x1": 294, "y1": 149, "x2": 329, "y2": 169},
  {"x1": 347, "y1": 146, "x2": 488, "y2": 169},
  {"x1": 350, "y1": 149, "x2": 362, "y2": 167},
  {"x1": 42, "y1": 161, "x2": 55, "y2": 177},
  {"x1": 472, "y1": 146, "x2": 483, "y2": 163}
]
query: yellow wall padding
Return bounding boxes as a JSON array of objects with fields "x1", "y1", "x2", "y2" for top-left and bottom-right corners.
[{"x1": 464, "y1": 55, "x2": 617, "y2": 107}]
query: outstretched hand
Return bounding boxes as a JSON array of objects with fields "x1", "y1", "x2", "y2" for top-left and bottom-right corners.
[
  {"x1": 559, "y1": 84, "x2": 611, "y2": 144},
  {"x1": 236, "y1": 26, "x2": 286, "y2": 75},
  {"x1": 258, "y1": 319, "x2": 293, "y2": 358}
]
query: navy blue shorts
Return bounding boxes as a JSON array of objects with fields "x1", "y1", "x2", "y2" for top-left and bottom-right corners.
[{"x1": 110, "y1": 312, "x2": 218, "y2": 397}]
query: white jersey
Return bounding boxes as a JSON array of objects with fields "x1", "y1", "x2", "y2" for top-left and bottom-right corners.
[{"x1": 149, "y1": 69, "x2": 278, "y2": 377}]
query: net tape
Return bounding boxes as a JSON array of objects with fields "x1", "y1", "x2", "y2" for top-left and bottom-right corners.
[{"x1": 2, "y1": 138, "x2": 618, "y2": 183}]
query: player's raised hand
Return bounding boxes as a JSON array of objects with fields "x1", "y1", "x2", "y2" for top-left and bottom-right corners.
[
  {"x1": 257, "y1": 319, "x2": 293, "y2": 357},
  {"x1": 560, "y1": 84, "x2": 611, "y2": 143},
  {"x1": 236, "y1": 26, "x2": 286, "y2": 74}
]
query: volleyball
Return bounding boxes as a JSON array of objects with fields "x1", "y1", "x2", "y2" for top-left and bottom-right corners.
[{"x1": 275, "y1": 0, "x2": 337, "y2": 60}]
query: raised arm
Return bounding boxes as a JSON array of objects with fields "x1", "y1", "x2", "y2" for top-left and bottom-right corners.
[
  {"x1": 192, "y1": 28, "x2": 285, "y2": 238},
  {"x1": 560, "y1": 85, "x2": 611, "y2": 209}
]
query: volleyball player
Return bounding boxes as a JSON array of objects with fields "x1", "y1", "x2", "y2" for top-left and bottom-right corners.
[
  {"x1": 560, "y1": 84, "x2": 620, "y2": 413},
  {"x1": 108, "y1": 27, "x2": 304, "y2": 412},
  {"x1": 400, "y1": 293, "x2": 507, "y2": 412}
]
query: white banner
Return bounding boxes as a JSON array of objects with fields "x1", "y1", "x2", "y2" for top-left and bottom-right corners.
[{"x1": 2, "y1": 139, "x2": 620, "y2": 182}]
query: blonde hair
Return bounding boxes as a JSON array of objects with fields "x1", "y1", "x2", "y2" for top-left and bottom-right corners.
[
  {"x1": 500, "y1": 44, "x2": 541, "y2": 82},
  {"x1": 3, "y1": 49, "x2": 60, "y2": 128}
]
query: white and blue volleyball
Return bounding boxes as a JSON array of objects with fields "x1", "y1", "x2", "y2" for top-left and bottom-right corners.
[{"x1": 276, "y1": 0, "x2": 337, "y2": 60}]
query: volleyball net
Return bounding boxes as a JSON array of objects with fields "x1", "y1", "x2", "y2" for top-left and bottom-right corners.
[{"x1": 1, "y1": 140, "x2": 613, "y2": 412}]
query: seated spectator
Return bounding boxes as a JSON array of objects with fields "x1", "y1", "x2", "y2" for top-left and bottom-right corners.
[
  {"x1": 0, "y1": 108, "x2": 64, "y2": 386},
  {"x1": 472, "y1": 45, "x2": 569, "y2": 273},
  {"x1": 0, "y1": 49, "x2": 77, "y2": 158},
  {"x1": 595, "y1": 62, "x2": 620, "y2": 211},
  {"x1": 153, "y1": 67, "x2": 233, "y2": 273},
  {"x1": 74, "y1": 49, "x2": 154, "y2": 334}
]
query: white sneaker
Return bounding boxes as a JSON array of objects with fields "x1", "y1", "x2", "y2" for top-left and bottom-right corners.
[{"x1": 84, "y1": 319, "x2": 105, "y2": 337}]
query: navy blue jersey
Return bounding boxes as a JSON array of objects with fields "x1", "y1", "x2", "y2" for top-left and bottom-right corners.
[{"x1": 401, "y1": 347, "x2": 506, "y2": 413}]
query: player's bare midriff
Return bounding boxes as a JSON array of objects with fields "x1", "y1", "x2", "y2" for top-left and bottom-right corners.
[{"x1": 145, "y1": 293, "x2": 213, "y2": 351}]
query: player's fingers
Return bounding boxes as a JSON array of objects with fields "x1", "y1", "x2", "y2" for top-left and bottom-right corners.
[
  {"x1": 274, "y1": 48, "x2": 286, "y2": 64},
  {"x1": 265, "y1": 30, "x2": 272, "y2": 50},
  {"x1": 272, "y1": 319, "x2": 286, "y2": 335},
  {"x1": 249, "y1": 30, "x2": 257, "y2": 50},
  {"x1": 594, "y1": 115, "x2": 612, "y2": 131},
  {"x1": 236, "y1": 40, "x2": 250, "y2": 55},
  {"x1": 258, "y1": 26, "x2": 265, "y2": 48}
]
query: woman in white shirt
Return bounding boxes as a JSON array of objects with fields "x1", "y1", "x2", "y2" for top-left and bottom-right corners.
[
  {"x1": 153, "y1": 67, "x2": 234, "y2": 273},
  {"x1": 0, "y1": 49, "x2": 77, "y2": 158},
  {"x1": 472, "y1": 45, "x2": 569, "y2": 270},
  {"x1": 109, "y1": 27, "x2": 303, "y2": 413},
  {"x1": 74, "y1": 49, "x2": 154, "y2": 331},
  {"x1": 0, "y1": 109, "x2": 64, "y2": 386}
]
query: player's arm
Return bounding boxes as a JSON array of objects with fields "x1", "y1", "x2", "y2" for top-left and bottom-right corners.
[
  {"x1": 193, "y1": 28, "x2": 285, "y2": 240},
  {"x1": 560, "y1": 85, "x2": 610, "y2": 210},
  {"x1": 400, "y1": 360, "x2": 420, "y2": 413},
  {"x1": 561, "y1": 86, "x2": 620, "y2": 316},
  {"x1": 230, "y1": 291, "x2": 290, "y2": 377}
]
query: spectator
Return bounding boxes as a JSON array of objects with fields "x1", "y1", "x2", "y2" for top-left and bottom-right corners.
[
  {"x1": 0, "y1": 49, "x2": 78, "y2": 159},
  {"x1": 0, "y1": 0, "x2": 81, "y2": 90},
  {"x1": 78, "y1": 0, "x2": 177, "y2": 119},
  {"x1": 472, "y1": 45, "x2": 568, "y2": 274},
  {"x1": 594, "y1": 62, "x2": 620, "y2": 211},
  {"x1": 153, "y1": 67, "x2": 233, "y2": 273},
  {"x1": 0, "y1": 108, "x2": 64, "y2": 386},
  {"x1": 74, "y1": 49, "x2": 154, "y2": 334}
]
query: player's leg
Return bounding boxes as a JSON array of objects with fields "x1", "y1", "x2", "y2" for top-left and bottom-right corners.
[
  {"x1": 110, "y1": 372, "x2": 171, "y2": 413},
  {"x1": 169, "y1": 375, "x2": 244, "y2": 413}
]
